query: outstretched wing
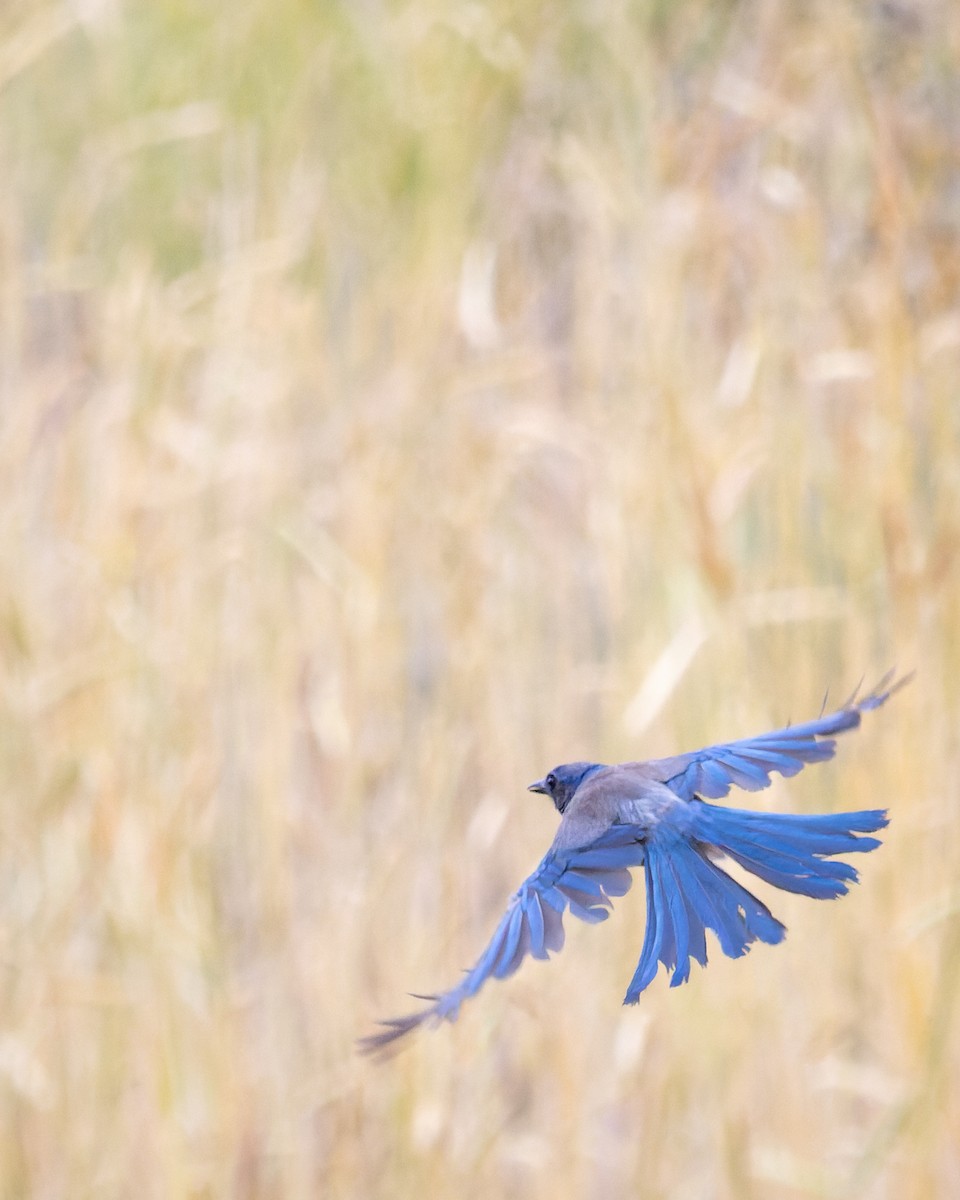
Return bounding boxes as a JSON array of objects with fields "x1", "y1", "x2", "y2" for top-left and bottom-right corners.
[
  {"x1": 644, "y1": 672, "x2": 910, "y2": 802},
  {"x1": 358, "y1": 826, "x2": 646, "y2": 1054}
]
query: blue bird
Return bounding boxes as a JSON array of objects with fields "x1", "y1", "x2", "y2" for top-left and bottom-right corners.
[{"x1": 360, "y1": 673, "x2": 908, "y2": 1053}]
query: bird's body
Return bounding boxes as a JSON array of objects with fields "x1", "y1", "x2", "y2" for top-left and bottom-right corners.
[{"x1": 360, "y1": 674, "x2": 908, "y2": 1054}]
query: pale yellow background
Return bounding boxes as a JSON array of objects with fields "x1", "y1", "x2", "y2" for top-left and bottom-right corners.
[{"x1": 1, "y1": 2, "x2": 958, "y2": 1197}]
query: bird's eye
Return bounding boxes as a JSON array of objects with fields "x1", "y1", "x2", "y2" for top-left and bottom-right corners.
[{"x1": 546, "y1": 773, "x2": 558, "y2": 791}]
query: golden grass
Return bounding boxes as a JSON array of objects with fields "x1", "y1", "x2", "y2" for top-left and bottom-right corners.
[{"x1": 2, "y1": 1, "x2": 959, "y2": 1195}]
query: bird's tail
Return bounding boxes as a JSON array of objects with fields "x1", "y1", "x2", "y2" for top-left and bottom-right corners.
[{"x1": 623, "y1": 800, "x2": 887, "y2": 1003}]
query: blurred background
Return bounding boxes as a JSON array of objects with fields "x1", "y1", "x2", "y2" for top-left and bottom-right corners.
[{"x1": 2, "y1": 1, "x2": 959, "y2": 1196}]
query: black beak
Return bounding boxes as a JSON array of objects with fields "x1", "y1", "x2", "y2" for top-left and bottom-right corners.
[{"x1": 527, "y1": 778, "x2": 549, "y2": 795}]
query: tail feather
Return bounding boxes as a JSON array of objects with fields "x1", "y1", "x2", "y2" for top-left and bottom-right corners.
[
  {"x1": 662, "y1": 855, "x2": 707, "y2": 983},
  {"x1": 716, "y1": 845, "x2": 857, "y2": 898},
  {"x1": 670, "y1": 838, "x2": 784, "y2": 956},
  {"x1": 623, "y1": 799, "x2": 886, "y2": 1003},
  {"x1": 624, "y1": 830, "x2": 786, "y2": 1002},
  {"x1": 691, "y1": 801, "x2": 888, "y2": 898}
]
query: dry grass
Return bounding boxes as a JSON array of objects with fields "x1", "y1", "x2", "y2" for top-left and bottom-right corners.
[{"x1": 2, "y1": 1, "x2": 959, "y2": 1196}]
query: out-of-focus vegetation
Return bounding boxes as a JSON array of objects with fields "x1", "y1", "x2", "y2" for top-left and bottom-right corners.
[{"x1": 1, "y1": 0, "x2": 958, "y2": 1196}]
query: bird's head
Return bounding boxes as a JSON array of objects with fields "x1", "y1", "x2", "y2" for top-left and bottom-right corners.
[{"x1": 527, "y1": 761, "x2": 606, "y2": 814}]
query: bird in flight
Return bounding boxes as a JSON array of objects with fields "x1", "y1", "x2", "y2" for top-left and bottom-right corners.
[{"x1": 360, "y1": 672, "x2": 908, "y2": 1054}]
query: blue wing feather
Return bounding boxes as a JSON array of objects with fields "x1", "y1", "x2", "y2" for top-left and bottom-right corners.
[
  {"x1": 651, "y1": 675, "x2": 908, "y2": 801},
  {"x1": 526, "y1": 890, "x2": 546, "y2": 959},
  {"x1": 358, "y1": 830, "x2": 646, "y2": 1053}
]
